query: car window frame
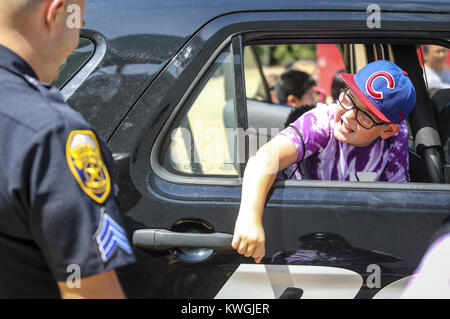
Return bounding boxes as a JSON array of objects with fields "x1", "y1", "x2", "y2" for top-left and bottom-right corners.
[
  {"x1": 148, "y1": 13, "x2": 450, "y2": 193},
  {"x1": 59, "y1": 29, "x2": 107, "y2": 101}
]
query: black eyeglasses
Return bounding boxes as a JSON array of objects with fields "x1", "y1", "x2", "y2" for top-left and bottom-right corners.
[{"x1": 338, "y1": 88, "x2": 387, "y2": 130}]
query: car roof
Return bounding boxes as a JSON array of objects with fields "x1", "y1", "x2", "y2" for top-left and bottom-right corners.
[
  {"x1": 79, "y1": 0, "x2": 450, "y2": 140},
  {"x1": 85, "y1": 0, "x2": 450, "y2": 42}
]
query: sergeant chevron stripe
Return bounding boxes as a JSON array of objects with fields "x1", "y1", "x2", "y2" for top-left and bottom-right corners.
[{"x1": 95, "y1": 208, "x2": 132, "y2": 263}]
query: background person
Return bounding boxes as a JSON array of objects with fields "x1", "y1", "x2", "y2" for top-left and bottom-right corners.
[
  {"x1": 0, "y1": 0, "x2": 135, "y2": 298},
  {"x1": 423, "y1": 45, "x2": 450, "y2": 92},
  {"x1": 275, "y1": 69, "x2": 317, "y2": 108}
]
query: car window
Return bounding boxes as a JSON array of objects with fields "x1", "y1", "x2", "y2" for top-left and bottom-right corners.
[
  {"x1": 53, "y1": 37, "x2": 95, "y2": 89},
  {"x1": 252, "y1": 44, "x2": 347, "y2": 105},
  {"x1": 244, "y1": 42, "x2": 448, "y2": 184},
  {"x1": 245, "y1": 43, "x2": 347, "y2": 153},
  {"x1": 160, "y1": 44, "x2": 239, "y2": 177},
  {"x1": 418, "y1": 44, "x2": 450, "y2": 171}
]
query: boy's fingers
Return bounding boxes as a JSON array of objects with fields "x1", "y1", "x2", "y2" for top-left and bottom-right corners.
[
  {"x1": 245, "y1": 243, "x2": 255, "y2": 258},
  {"x1": 237, "y1": 241, "x2": 248, "y2": 255},
  {"x1": 253, "y1": 246, "x2": 265, "y2": 264},
  {"x1": 231, "y1": 234, "x2": 240, "y2": 250}
]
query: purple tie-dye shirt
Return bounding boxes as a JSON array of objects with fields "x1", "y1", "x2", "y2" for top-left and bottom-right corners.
[{"x1": 278, "y1": 103, "x2": 410, "y2": 182}]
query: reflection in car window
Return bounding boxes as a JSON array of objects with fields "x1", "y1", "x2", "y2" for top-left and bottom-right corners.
[
  {"x1": 161, "y1": 44, "x2": 239, "y2": 177},
  {"x1": 53, "y1": 37, "x2": 95, "y2": 89}
]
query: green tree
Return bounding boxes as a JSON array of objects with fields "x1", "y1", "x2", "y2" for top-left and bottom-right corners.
[{"x1": 255, "y1": 44, "x2": 316, "y2": 66}]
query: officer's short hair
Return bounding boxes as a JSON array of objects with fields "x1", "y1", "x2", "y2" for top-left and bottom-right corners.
[
  {"x1": 275, "y1": 69, "x2": 316, "y2": 105},
  {"x1": 0, "y1": 0, "x2": 43, "y2": 14}
]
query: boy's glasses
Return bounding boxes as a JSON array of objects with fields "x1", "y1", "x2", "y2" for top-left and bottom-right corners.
[{"x1": 338, "y1": 88, "x2": 388, "y2": 130}]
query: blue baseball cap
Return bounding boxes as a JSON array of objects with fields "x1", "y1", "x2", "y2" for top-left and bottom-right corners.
[{"x1": 340, "y1": 60, "x2": 416, "y2": 124}]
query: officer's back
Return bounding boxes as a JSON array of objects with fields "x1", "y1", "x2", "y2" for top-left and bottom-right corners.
[{"x1": 0, "y1": 0, "x2": 135, "y2": 298}]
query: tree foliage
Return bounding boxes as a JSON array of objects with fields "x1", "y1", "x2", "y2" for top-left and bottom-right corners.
[{"x1": 254, "y1": 44, "x2": 316, "y2": 66}]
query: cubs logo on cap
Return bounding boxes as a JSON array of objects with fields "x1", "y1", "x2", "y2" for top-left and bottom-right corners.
[{"x1": 340, "y1": 60, "x2": 416, "y2": 124}]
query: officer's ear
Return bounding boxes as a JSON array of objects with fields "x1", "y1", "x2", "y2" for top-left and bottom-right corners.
[
  {"x1": 379, "y1": 123, "x2": 401, "y2": 140},
  {"x1": 45, "y1": 0, "x2": 65, "y2": 33}
]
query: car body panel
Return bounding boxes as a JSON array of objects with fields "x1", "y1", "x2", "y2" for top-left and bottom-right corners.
[{"x1": 63, "y1": 1, "x2": 450, "y2": 298}]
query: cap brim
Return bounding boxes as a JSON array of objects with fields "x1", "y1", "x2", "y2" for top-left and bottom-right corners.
[{"x1": 340, "y1": 73, "x2": 392, "y2": 123}]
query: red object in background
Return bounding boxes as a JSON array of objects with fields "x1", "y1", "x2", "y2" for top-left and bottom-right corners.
[{"x1": 316, "y1": 44, "x2": 346, "y2": 98}]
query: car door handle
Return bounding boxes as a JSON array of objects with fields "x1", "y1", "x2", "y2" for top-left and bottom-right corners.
[{"x1": 132, "y1": 229, "x2": 233, "y2": 250}]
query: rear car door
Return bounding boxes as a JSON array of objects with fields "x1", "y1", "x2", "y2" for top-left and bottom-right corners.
[{"x1": 108, "y1": 9, "x2": 450, "y2": 298}]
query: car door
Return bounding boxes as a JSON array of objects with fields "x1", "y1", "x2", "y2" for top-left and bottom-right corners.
[{"x1": 108, "y1": 9, "x2": 450, "y2": 298}]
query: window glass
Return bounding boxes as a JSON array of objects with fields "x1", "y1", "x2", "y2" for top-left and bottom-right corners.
[
  {"x1": 244, "y1": 46, "x2": 270, "y2": 102},
  {"x1": 161, "y1": 45, "x2": 239, "y2": 177},
  {"x1": 53, "y1": 37, "x2": 95, "y2": 89}
]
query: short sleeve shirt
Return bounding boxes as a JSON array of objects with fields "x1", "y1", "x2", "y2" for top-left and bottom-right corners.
[
  {"x1": 278, "y1": 103, "x2": 410, "y2": 182},
  {"x1": 424, "y1": 65, "x2": 450, "y2": 90},
  {"x1": 0, "y1": 45, "x2": 135, "y2": 298}
]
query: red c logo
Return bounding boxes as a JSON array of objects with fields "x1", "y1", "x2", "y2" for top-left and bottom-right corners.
[{"x1": 365, "y1": 71, "x2": 395, "y2": 99}]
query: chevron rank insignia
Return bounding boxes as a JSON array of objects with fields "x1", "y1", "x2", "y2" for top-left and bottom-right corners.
[{"x1": 94, "y1": 208, "x2": 133, "y2": 263}]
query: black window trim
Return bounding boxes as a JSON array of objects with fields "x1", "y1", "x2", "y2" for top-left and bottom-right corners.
[
  {"x1": 150, "y1": 31, "x2": 450, "y2": 192},
  {"x1": 232, "y1": 35, "x2": 250, "y2": 176}
]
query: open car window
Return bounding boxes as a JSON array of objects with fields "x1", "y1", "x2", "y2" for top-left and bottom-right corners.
[{"x1": 244, "y1": 42, "x2": 449, "y2": 185}]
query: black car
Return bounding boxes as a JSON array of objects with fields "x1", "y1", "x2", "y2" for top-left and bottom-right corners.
[{"x1": 58, "y1": 0, "x2": 450, "y2": 299}]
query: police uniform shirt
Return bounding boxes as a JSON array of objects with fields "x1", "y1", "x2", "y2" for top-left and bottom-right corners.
[{"x1": 0, "y1": 45, "x2": 136, "y2": 298}]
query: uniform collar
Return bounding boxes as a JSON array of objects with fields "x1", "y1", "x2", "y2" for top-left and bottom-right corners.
[{"x1": 0, "y1": 45, "x2": 38, "y2": 80}]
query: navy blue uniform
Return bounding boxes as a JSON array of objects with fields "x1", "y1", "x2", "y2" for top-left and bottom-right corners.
[{"x1": 0, "y1": 45, "x2": 135, "y2": 298}]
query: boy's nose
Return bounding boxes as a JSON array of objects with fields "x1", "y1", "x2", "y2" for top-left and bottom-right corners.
[{"x1": 342, "y1": 108, "x2": 357, "y2": 121}]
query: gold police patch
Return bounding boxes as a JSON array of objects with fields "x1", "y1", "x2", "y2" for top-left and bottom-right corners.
[{"x1": 66, "y1": 130, "x2": 111, "y2": 204}]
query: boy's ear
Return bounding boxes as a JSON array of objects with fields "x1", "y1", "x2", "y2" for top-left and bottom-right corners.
[{"x1": 380, "y1": 123, "x2": 401, "y2": 140}]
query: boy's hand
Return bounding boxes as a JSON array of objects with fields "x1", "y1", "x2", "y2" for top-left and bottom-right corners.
[{"x1": 232, "y1": 213, "x2": 265, "y2": 264}]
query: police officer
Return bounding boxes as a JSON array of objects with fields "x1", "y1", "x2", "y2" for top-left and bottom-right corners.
[{"x1": 0, "y1": 0, "x2": 135, "y2": 298}]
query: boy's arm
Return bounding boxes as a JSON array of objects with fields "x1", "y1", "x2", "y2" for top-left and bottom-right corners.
[
  {"x1": 232, "y1": 135, "x2": 298, "y2": 263},
  {"x1": 380, "y1": 123, "x2": 410, "y2": 182}
]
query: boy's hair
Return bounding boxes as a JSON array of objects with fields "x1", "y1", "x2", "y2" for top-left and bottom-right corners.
[
  {"x1": 283, "y1": 105, "x2": 316, "y2": 128},
  {"x1": 331, "y1": 69, "x2": 346, "y2": 102},
  {"x1": 275, "y1": 69, "x2": 316, "y2": 105}
]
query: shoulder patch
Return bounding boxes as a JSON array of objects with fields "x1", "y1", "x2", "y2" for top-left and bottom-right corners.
[{"x1": 66, "y1": 130, "x2": 111, "y2": 204}]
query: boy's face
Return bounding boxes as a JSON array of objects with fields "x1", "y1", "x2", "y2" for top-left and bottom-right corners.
[{"x1": 333, "y1": 88, "x2": 391, "y2": 147}]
